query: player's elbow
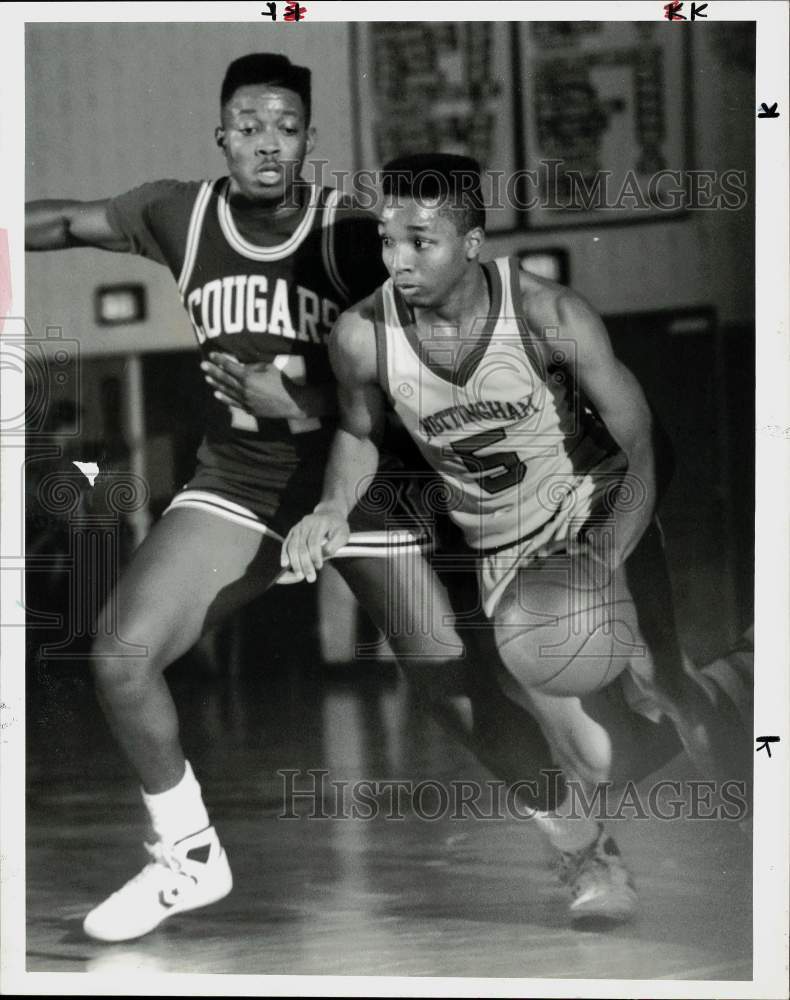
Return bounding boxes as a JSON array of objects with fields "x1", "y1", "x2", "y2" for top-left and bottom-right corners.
[
  {"x1": 595, "y1": 364, "x2": 653, "y2": 449},
  {"x1": 623, "y1": 364, "x2": 653, "y2": 433},
  {"x1": 26, "y1": 201, "x2": 83, "y2": 251},
  {"x1": 338, "y1": 416, "x2": 381, "y2": 449}
]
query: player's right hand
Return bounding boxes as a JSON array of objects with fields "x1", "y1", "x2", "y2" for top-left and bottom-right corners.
[{"x1": 280, "y1": 511, "x2": 350, "y2": 583}]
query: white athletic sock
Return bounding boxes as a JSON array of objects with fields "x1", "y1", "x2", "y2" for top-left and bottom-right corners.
[
  {"x1": 141, "y1": 761, "x2": 211, "y2": 845},
  {"x1": 532, "y1": 806, "x2": 600, "y2": 854}
]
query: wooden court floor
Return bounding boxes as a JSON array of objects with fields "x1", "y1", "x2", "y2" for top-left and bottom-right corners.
[{"x1": 25, "y1": 658, "x2": 752, "y2": 981}]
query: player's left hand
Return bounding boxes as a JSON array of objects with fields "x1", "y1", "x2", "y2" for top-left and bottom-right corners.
[
  {"x1": 281, "y1": 511, "x2": 350, "y2": 583},
  {"x1": 201, "y1": 352, "x2": 297, "y2": 419}
]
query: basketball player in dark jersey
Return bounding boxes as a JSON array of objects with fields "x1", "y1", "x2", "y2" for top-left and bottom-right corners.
[
  {"x1": 283, "y1": 154, "x2": 752, "y2": 924},
  {"x1": 27, "y1": 56, "x2": 569, "y2": 942}
]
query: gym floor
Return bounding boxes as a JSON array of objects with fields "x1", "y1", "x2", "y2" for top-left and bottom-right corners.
[{"x1": 25, "y1": 646, "x2": 752, "y2": 981}]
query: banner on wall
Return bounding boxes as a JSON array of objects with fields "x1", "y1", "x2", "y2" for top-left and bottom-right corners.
[{"x1": 354, "y1": 21, "x2": 691, "y2": 231}]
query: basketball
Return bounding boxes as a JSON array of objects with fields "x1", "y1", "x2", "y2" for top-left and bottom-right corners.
[{"x1": 494, "y1": 561, "x2": 640, "y2": 697}]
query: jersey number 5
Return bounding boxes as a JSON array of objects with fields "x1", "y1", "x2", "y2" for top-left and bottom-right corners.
[{"x1": 450, "y1": 427, "x2": 527, "y2": 495}]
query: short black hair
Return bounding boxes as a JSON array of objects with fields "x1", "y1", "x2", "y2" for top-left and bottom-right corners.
[
  {"x1": 381, "y1": 152, "x2": 486, "y2": 234},
  {"x1": 220, "y1": 53, "x2": 312, "y2": 124}
]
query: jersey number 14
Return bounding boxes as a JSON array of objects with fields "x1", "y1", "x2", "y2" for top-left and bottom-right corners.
[{"x1": 228, "y1": 355, "x2": 321, "y2": 435}]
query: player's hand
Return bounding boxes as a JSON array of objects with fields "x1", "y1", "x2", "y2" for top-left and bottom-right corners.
[
  {"x1": 201, "y1": 352, "x2": 298, "y2": 419},
  {"x1": 280, "y1": 511, "x2": 350, "y2": 583}
]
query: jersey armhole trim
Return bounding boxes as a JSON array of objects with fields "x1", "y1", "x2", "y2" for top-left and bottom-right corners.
[
  {"x1": 507, "y1": 256, "x2": 547, "y2": 377},
  {"x1": 177, "y1": 181, "x2": 213, "y2": 298},
  {"x1": 321, "y1": 188, "x2": 352, "y2": 303},
  {"x1": 373, "y1": 288, "x2": 391, "y2": 399}
]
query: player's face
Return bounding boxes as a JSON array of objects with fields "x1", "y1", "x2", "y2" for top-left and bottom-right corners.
[
  {"x1": 216, "y1": 84, "x2": 315, "y2": 204},
  {"x1": 378, "y1": 198, "x2": 474, "y2": 309}
]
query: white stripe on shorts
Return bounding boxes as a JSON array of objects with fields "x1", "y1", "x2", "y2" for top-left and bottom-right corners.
[{"x1": 163, "y1": 489, "x2": 431, "y2": 583}]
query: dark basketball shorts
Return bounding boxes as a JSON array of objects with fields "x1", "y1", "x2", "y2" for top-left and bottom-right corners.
[{"x1": 162, "y1": 437, "x2": 442, "y2": 582}]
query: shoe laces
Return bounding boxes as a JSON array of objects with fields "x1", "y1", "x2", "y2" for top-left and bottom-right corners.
[
  {"x1": 557, "y1": 826, "x2": 617, "y2": 891},
  {"x1": 145, "y1": 839, "x2": 183, "y2": 873},
  {"x1": 114, "y1": 840, "x2": 183, "y2": 894}
]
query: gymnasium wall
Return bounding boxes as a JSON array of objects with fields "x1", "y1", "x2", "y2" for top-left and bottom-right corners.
[
  {"x1": 25, "y1": 22, "x2": 355, "y2": 355},
  {"x1": 23, "y1": 21, "x2": 756, "y2": 667},
  {"x1": 485, "y1": 25, "x2": 755, "y2": 325},
  {"x1": 25, "y1": 21, "x2": 754, "y2": 356}
]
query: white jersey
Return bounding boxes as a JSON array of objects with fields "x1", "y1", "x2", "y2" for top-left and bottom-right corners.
[{"x1": 374, "y1": 256, "x2": 627, "y2": 558}]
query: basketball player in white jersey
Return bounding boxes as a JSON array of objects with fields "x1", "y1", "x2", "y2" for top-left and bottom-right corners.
[
  {"x1": 282, "y1": 153, "x2": 751, "y2": 923},
  {"x1": 27, "y1": 59, "x2": 573, "y2": 942}
]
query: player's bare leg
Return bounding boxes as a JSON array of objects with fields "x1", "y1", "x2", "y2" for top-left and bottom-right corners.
[
  {"x1": 84, "y1": 508, "x2": 283, "y2": 942},
  {"x1": 336, "y1": 550, "x2": 638, "y2": 925},
  {"x1": 493, "y1": 545, "x2": 748, "y2": 786},
  {"x1": 91, "y1": 508, "x2": 282, "y2": 787},
  {"x1": 334, "y1": 551, "x2": 560, "y2": 794},
  {"x1": 486, "y1": 544, "x2": 707, "y2": 925},
  {"x1": 492, "y1": 549, "x2": 666, "y2": 781}
]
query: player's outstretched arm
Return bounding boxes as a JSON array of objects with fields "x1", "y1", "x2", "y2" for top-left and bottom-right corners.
[
  {"x1": 552, "y1": 289, "x2": 657, "y2": 565},
  {"x1": 25, "y1": 199, "x2": 130, "y2": 252},
  {"x1": 281, "y1": 301, "x2": 384, "y2": 582}
]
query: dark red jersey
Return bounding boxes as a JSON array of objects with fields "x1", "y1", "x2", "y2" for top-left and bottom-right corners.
[{"x1": 106, "y1": 178, "x2": 388, "y2": 523}]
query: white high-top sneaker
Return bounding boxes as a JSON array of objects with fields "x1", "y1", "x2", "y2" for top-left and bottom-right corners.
[{"x1": 82, "y1": 825, "x2": 232, "y2": 942}]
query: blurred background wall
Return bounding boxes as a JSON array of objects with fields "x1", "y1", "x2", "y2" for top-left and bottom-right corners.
[
  {"x1": 25, "y1": 22, "x2": 754, "y2": 345},
  {"x1": 25, "y1": 21, "x2": 755, "y2": 669},
  {"x1": 26, "y1": 23, "x2": 355, "y2": 355}
]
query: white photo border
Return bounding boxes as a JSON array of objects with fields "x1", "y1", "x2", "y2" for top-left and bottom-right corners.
[{"x1": 1, "y1": 2, "x2": 787, "y2": 998}]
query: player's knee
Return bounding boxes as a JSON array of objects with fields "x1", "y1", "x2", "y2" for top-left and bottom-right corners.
[
  {"x1": 90, "y1": 627, "x2": 164, "y2": 701},
  {"x1": 90, "y1": 655, "x2": 155, "y2": 708}
]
